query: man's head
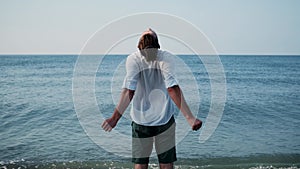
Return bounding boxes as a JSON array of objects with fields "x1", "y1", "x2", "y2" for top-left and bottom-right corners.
[{"x1": 138, "y1": 28, "x2": 160, "y2": 50}]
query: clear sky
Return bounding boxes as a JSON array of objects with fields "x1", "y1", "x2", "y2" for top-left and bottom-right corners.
[{"x1": 0, "y1": 0, "x2": 299, "y2": 55}]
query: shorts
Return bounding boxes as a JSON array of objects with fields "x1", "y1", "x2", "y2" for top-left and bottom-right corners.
[{"x1": 131, "y1": 116, "x2": 177, "y2": 164}]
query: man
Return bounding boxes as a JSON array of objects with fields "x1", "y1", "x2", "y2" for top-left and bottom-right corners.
[{"x1": 102, "y1": 28, "x2": 202, "y2": 169}]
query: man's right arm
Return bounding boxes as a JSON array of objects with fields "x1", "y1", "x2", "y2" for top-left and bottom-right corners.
[{"x1": 168, "y1": 85, "x2": 202, "y2": 131}]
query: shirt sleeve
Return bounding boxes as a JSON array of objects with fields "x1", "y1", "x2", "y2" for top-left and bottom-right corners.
[
  {"x1": 160, "y1": 52, "x2": 178, "y2": 88},
  {"x1": 122, "y1": 54, "x2": 140, "y2": 90}
]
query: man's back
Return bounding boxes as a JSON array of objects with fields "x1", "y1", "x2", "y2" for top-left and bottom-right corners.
[{"x1": 122, "y1": 50, "x2": 178, "y2": 126}]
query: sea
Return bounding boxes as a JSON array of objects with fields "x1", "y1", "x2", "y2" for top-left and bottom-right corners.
[{"x1": 0, "y1": 54, "x2": 299, "y2": 169}]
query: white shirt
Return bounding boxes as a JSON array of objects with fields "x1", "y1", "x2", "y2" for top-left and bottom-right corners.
[{"x1": 122, "y1": 50, "x2": 178, "y2": 126}]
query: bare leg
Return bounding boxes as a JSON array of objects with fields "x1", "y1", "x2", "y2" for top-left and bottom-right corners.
[
  {"x1": 159, "y1": 163, "x2": 174, "y2": 169},
  {"x1": 134, "y1": 164, "x2": 148, "y2": 169}
]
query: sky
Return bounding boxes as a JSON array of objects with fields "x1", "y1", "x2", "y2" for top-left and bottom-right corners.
[{"x1": 0, "y1": 0, "x2": 299, "y2": 55}]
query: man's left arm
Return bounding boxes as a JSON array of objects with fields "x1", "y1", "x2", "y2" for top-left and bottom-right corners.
[{"x1": 101, "y1": 88, "x2": 135, "y2": 132}]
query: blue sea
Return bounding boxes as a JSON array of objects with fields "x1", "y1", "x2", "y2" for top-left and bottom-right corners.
[{"x1": 0, "y1": 55, "x2": 299, "y2": 169}]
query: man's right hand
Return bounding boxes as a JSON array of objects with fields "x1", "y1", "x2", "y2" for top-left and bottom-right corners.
[{"x1": 191, "y1": 118, "x2": 202, "y2": 131}]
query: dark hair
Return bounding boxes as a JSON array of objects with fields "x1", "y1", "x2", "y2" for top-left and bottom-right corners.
[{"x1": 137, "y1": 34, "x2": 160, "y2": 50}]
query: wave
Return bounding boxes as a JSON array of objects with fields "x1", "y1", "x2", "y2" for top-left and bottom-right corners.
[{"x1": 1, "y1": 154, "x2": 299, "y2": 169}]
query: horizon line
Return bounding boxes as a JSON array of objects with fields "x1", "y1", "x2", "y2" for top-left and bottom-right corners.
[{"x1": 0, "y1": 53, "x2": 300, "y2": 56}]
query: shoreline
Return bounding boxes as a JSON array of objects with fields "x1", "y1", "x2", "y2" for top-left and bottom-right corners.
[{"x1": 1, "y1": 154, "x2": 299, "y2": 169}]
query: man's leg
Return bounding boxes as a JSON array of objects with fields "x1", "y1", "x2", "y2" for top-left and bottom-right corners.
[
  {"x1": 159, "y1": 163, "x2": 174, "y2": 169},
  {"x1": 134, "y1": 164, "x2": 148, "y2": 169},
  {"x1": 132, "y1": 122, "x2": 153, "y2": 167},
  {"x1": 155, "y1": 119, "x2": 177, "y2": 168}
]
